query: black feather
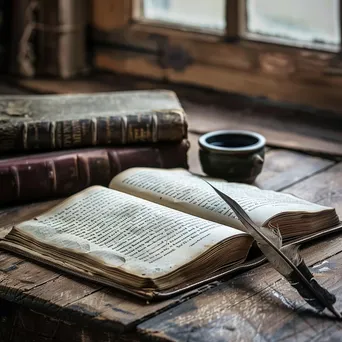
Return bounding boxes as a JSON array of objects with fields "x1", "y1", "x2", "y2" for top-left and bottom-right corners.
[{"x1": 206, "y1": 181, "x2": 341, "y2": 319}]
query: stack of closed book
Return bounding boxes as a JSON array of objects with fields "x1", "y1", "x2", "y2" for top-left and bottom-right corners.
[{"x1": 0, "y1": 90, "x2": 189, "y2": 206}]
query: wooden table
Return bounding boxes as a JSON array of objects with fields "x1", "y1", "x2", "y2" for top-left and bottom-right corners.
[{"x1": 1, "y1": 131, "x2": 342, "y2": 342}]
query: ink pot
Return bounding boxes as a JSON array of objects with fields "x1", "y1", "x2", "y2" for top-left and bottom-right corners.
[{"x1": 198, "y1": 130, "x2": 266, "y2": 183}]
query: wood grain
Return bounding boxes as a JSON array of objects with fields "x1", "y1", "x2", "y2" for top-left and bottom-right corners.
[
  {"x1": 93, "y1": 43, "x2": 342, "y2": 112},
  {"x1": 95, "y1": 49, "x2": 165, "y2": 80},
  {"x1": 0, "y1": 299, "x2": 141, "y2": 342},
  {"x1": 184, "y1": 100, "x2": 342, "y2": 158},
  {"x1": 166, "y1": 61, "x2": 342, "y2": 112},
  {"x1": 283, "y1": 162, "x2": 342, "y2": 218},
  {"x1": 92, "y1": 15, "x2": 339, "y2": 80},
  {"x1": 90, "y1": 0, "x2": 131, "y2": 31},
  {"x1": 255, "y1": 149, "x2": 334, "y2": 191}
]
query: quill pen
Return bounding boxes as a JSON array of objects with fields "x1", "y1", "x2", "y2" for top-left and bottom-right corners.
[{"x1": 206, "y1": 181, "x2": 341, "y2": 319}]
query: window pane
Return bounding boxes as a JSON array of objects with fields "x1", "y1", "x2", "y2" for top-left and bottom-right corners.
[
  {"x1": 246, "y1": 0, "x2": 340, "y2": 46},
  {"x1": 141, "y1": 0, "x2": 226, "y2": 32}
]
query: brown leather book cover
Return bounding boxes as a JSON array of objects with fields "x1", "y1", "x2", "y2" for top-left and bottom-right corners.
[
  {"x1": 9, "y1": 0, "x2": 87, "y2": 78},
  {"x1": 36, "y1": 0, "x2": 88, "y2": 78},
  {"x1": 0, "y1": 90, "x2": 187, "y2": 153},
  {"x1": 0, "y1": 140, "x2": 190, "y2": 205}
]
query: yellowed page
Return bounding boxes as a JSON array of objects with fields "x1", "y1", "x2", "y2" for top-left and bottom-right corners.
[
  {"x1": 11, "y1": 186, "x2": 247, "y2": 279},
  {"x1": 110, "y1": 168, "x2": 334, "y2": 230}
]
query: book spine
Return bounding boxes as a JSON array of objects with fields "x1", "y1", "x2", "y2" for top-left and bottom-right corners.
[
  {"x1": 0, "y1": 140, "x2": 189, "y2": 205},
  {"x1": 0, "y1": 110, "x2": 187, "y2": 152},
  {"x1": 36, "y1": 0, "x2": 88, "y2": 78}
]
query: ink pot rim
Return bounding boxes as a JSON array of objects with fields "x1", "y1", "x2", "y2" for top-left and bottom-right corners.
[{"x1": 198, "y1": 130, "x2": 266, "y2": 155}]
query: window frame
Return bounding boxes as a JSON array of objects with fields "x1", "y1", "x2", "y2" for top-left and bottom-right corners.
[
  {"x1": 239, "y1": 0, "x2": 341, "y2": 52},
  {"x1": 92, "y1": 0, "x2": 342, "y2": 112}
]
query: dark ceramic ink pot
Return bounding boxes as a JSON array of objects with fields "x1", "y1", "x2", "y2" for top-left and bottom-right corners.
[{"x1": 198, "y1": 130, "x2": 266, "y2": 183}]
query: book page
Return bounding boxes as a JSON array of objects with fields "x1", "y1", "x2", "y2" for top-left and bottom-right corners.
[
  {"x1": 13, "y1": 186, "x2": 247, "y2": 278},
  {"x1": 110, "y1": 168, "x2": 333, "y2": 230}
]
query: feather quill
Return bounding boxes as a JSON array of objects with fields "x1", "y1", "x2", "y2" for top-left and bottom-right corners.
[{"x1": 206, "y1": 181, "x2": 341, "y2": 319}]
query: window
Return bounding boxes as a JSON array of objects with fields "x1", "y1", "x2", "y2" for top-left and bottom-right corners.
[
  {"x1": 92, "y1": 0, "x2": 342, "y2": 112},
  {"x1": 245, "y1": 0, "x2": 340, "y2": 51},
  {"x1": 138, "y1": 0, "x2": 226, "y2": 33}
]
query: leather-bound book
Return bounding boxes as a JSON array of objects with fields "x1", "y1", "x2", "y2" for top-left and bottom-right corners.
[
  {"x1": 9, "y1": 0, "x2": 87, "y2": 78},
  {"x1": 0, "y1": 140, "x2": 189, "y2": 205},
  {"x1": 36, "y1": 0, "x2": 88, "y2": 78},
  {"x1": 0, "y1": 90, "x2": 187, "y2": 153}
]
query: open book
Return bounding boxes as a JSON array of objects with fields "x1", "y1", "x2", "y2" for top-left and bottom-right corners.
[{"x1": 0, "y1": 168, "x2": 341, "y2": 299}]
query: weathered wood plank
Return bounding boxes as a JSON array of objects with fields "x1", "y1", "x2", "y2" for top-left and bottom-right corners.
[
  {"x1": 27, "y1": 275, "x2": 99, "y2": 307},
  {"x1": 184, "y1": 100, "x2": 342, "y2": 158},
  {"x1": 0, "y1": 250, "x2": 186, "y2": 334},
  {"x1": 255, "y1": 149, "x2": 334, "y2": 191},
  {"x1": 187, "y1": 133, "x2": 204, "y2": 176},
  {"x1": 91, "y1": 0, "x2": 131, "y2": 31},
  {"x1": 94, "y1": 47, "x2": 342, "y2": 113},
  {"x1": 283, "y1": 162, "x2": 342, "y2": 217},
  {"x1": 65, "y1": 287, "x2": 178, "y2": 331},
  {"x1": 138, "y1": 234, "x2": 342, "y2": 342},
  {"x1": 0, "y1": 299, "x2": 141, "y2": 342},
  {"x1": 0, "y1": 252, "x2": 24, "y2": 272},
  {"x1": 0, "y1": 258, "x2": 59, "y2": 297}
]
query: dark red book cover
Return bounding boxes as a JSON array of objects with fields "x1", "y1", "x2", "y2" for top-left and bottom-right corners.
[{"x1": 0, "y1": 140, "x2": 189, "y2": 205}]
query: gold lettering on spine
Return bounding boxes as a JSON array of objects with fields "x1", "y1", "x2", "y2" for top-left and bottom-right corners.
[
  {"x1": 63, "y1": 123, "x2": 72, "y2": 147},
  {"x1": 72, "y1": 121, "x2": 82, "y2": 145},
  {"x1": 132, "y1": 128, "x2": 149, "y2": 141}
]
